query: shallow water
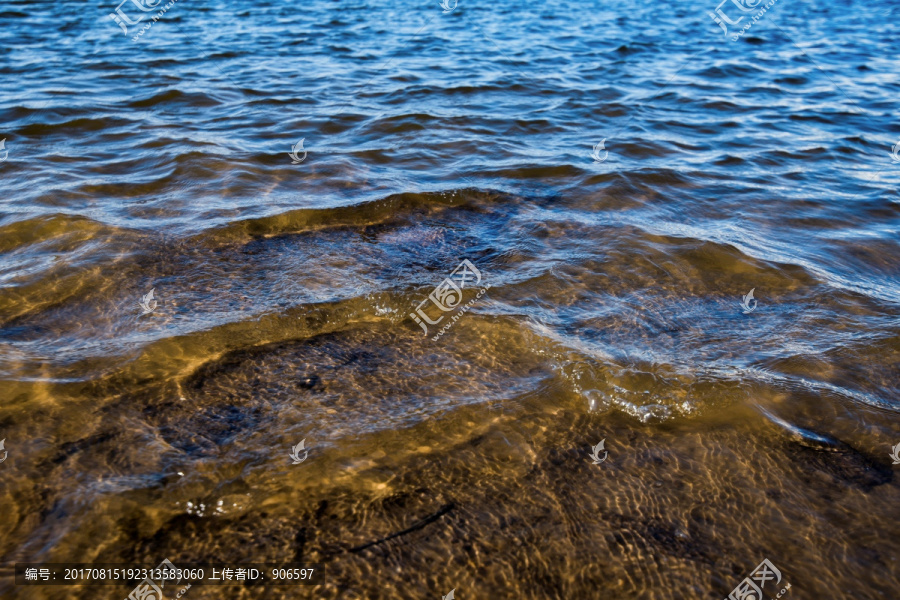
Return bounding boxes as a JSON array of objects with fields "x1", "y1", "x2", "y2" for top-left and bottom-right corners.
[{"x1": 1, "y1": 0, "x2": 899, "y2": 598}]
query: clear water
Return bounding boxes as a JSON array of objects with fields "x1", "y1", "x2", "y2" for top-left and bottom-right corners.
[{"x1": 1, "y1": 0, "x2": 899, "y2": 598}]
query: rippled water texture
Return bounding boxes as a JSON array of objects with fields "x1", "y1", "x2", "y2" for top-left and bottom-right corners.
[{"x1": 1, "y1": 0, "x2": 899, "y2": 598}]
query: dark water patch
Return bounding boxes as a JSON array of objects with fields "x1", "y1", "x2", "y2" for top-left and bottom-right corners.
[
  {"x1": 127, "y1": 89, "x2": 223, "y2": 110},
  {"x1": 48, "y1": 432, "x2": 119, "y2": 466},
  {"x1": 18, "y1": 117, "x2": 130, "y2": 136},
  {"x1": 784, "y1": 439, "x2": 893, "y2": 491},
  {"x1": 159, "y1": 322, "x2": 555, "y2": 445}
]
